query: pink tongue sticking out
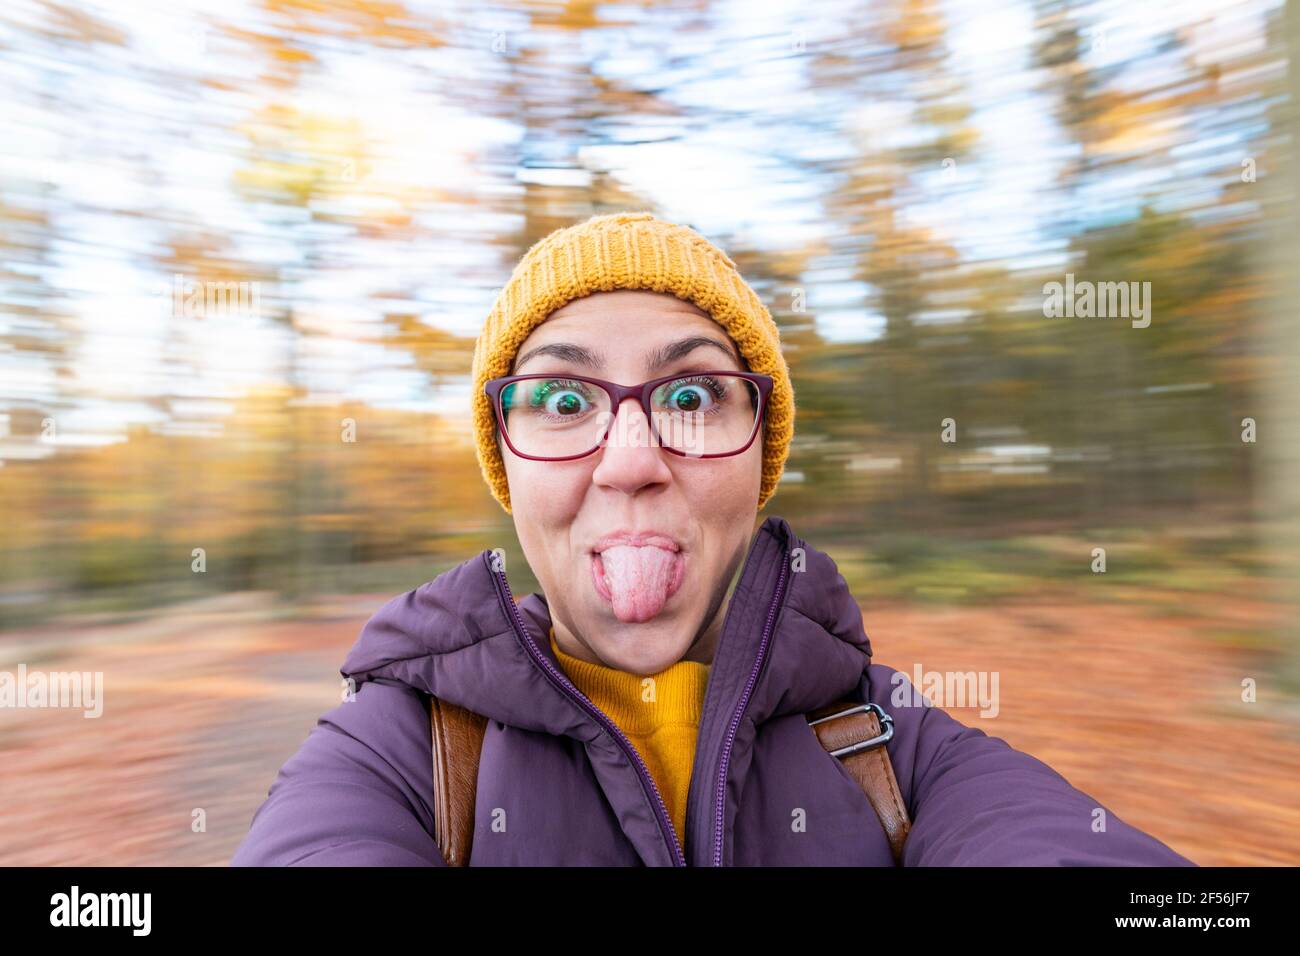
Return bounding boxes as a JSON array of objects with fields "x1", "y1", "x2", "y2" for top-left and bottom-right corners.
[{"x1": 596, "y1": 545, "x2": 681, "y2": 623}]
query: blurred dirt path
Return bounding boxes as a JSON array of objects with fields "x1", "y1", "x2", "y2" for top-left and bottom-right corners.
[
  {"x1": 863, "y1": 587, "x2": 1300, "y2": 866},
  {"x1": 0, "y1": 588, "x2": 1295, "y2": 865}
]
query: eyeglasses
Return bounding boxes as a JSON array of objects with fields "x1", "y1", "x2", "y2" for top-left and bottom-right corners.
[{"x1": 484, "y1": 370, "x2": 773, "y2": 461}]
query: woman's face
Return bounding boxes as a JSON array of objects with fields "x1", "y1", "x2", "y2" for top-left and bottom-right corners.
[{"x1": 500, "y1": 289, "x2": 764, "y2": 675}]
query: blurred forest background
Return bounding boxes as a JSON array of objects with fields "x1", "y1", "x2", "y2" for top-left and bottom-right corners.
[{"x1": 1, "y1": 0, "x2": 1298, "y2": 865}]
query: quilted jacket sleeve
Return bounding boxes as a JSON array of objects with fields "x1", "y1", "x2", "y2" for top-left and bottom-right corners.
[
  {"x1": 864, "y1": 662, "x2": 1196, "y2": 866},
  {"x1": 231, "y1": 678, "x2": 446, "y2": 866}
]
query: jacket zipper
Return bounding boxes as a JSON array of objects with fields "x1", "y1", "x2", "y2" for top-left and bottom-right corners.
[
  {"x1": 711, "y1": 537, "x2": 791, "y2": 866},
  {"x1": 491, "y1": 562, "x2": 687, "y2": 867}
]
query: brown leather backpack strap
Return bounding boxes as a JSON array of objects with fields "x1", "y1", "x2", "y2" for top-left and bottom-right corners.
[
  {"x1": 807, "y1": 697, "x2": 911, "y2": 864},
  {"x1": 429, "y1": 694, "x2": 488, "y2": 866}
]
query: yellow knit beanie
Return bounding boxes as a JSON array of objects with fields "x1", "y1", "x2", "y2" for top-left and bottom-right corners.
[{"x1": 471, "y1": 210, "x2": 794, "y2": 514}]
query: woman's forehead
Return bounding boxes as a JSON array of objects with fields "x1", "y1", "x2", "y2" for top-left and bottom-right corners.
[
  {"x1": 525, "y1": 291, "x2": 730, "y2": 349},
  {"x1": 512, "y1": 292, "x2": 744, "y2": 373}
]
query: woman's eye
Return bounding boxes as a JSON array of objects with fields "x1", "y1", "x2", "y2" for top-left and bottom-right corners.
[
  {"x1": 530, "y1": 379, "x2": 592, "y2": 416},
  {"x1": 657, "y1": 377, "x2": 722, "y2": 413}
]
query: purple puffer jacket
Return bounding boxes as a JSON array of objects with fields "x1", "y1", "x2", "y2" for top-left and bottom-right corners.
[{"x1": 231, "y1": 515, "x2": 1195, "y2": 866}]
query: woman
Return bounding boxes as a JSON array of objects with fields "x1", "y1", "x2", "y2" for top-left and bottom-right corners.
[{"x1": 231, "y1": 211, "x2": 1193, "y2": 866}]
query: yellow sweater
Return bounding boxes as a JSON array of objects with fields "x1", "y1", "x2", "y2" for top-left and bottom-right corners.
[{"x1": 548, "y1": 626, "x2": 709, "y2": 849}]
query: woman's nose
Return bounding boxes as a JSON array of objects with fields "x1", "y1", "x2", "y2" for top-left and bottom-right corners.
[{"x1": 590, "y1": 397, "x2": 673, "y2": 487}]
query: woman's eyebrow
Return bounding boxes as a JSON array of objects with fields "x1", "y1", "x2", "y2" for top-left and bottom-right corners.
[
  {"x1": 646, "y1": 336, "x2": 740, "y2": 372},
  {"x1": 513, "y1": 336, "x2": 739, "y2": 374},
  {"x1": 513, "y1": 342, "x2": 602, "y2": 374}
]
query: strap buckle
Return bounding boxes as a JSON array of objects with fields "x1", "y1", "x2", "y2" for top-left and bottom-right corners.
[{"x1": 808, "y1": 701, "x2": 895, "y2": 758}]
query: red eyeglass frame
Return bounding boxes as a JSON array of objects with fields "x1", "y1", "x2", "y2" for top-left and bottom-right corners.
[{"x1": 484, "y1": 370, "x2": 774, "y2": 462}]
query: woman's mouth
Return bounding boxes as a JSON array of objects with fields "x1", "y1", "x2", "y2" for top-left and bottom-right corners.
[{"x1": 590, "y1": 545, "x2": 685, "y2": 623}]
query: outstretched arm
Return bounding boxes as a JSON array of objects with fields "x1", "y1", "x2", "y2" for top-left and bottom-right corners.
[
  {"x1": 865, "y1": 663, "x2": 1195, "y2": 866},
  {"x1": 231, "y1": 679, "x2": 445, "y2": 866}
]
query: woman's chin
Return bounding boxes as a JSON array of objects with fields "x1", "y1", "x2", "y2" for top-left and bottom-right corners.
[{"x1": 586, "y1": 630, "x2": 694, "y2": 675}]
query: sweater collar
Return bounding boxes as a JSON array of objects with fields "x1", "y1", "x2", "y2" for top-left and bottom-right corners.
[{"x1": 548, "y1": 626, "x2": 709, "y2": 734}]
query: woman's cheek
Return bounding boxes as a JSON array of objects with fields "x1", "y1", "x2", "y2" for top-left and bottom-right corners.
[
  {"x1": 509, "y1": 460, "x2": 586, "y2": 557},
  {"x1": 718, "y1": 450, "x2": 762, "y2": 516}
]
